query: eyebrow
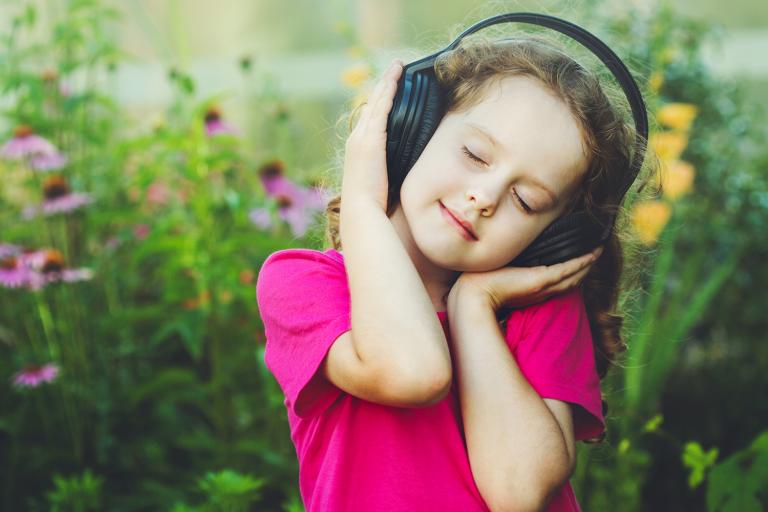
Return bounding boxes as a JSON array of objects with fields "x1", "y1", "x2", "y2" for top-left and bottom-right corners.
[{"x1": 465, "y1": 122, "x2": 559, "y2": 206}]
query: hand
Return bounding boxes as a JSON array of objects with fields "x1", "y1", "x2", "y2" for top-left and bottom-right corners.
[
  {"x1": 341, "y1": 58, "x2": 404, "y2": 213},
  {"x1": 449, "y1": 246, "x2": 605, "y2": 313}
]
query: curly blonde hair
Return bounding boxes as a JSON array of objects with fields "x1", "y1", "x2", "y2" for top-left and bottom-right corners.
[{"x1": 320, "y1": 33, "x2": 660, "y2": 443}]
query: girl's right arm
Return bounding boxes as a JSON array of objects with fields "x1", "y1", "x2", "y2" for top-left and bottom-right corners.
[{"x1": 332, "y1": 59, "x2": 452, "y2": 406}]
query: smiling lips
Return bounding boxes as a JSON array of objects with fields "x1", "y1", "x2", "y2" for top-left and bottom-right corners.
[{"x1": 440, "y1": 202, "x2": 478, "y2": 241}]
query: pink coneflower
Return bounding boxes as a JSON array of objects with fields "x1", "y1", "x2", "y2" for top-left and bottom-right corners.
[
  {"x1": 0, "y1": 253, "x2": 35, "y2": 288},
  {"x1": 0, "y1": 243, "x2": 22, "y2": 259},
  {"x1": 0, "y1": 248, "x2": 93, "y2": 290},
  {"x1": 29, "y1": 152, "x2": 68, "y2": 171},
  {"x1": 1, "y1": 125, "x2": 60, "y2": 160},
  {"x1": 304, "y1": 181, "x2": 332, "y2": 211},
  {"x1": 22, "y1": 176, "x2": 93, "y2": 219},
  {"x1": 11, "y1": 362, "x2": 60, "y2": 388},
  {"x1": 254, "y1": 160, "x2": 331, "y2": 237},
  {"x1": 204, "y1": 106, "x2": 238, "y2": 137}
]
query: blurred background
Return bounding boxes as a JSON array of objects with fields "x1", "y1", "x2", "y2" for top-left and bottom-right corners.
[{"x1": 1, "y1": 0, "x2": 766, "y2": 510}]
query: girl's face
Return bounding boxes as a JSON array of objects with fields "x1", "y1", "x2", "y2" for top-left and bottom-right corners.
[{"x1": 394, "y1": 74, "x2": 590, "y2": 272}]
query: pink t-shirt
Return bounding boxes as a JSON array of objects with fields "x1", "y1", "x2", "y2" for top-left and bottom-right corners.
[{"x1": 255, "y1": 247, "x2": 605, "y2": 512}]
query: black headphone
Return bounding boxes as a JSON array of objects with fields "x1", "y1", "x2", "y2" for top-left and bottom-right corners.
[{"x1": 385, "y1": 12, "x2": 649, "y2": 267}]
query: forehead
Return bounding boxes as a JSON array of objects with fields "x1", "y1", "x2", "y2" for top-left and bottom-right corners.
[{"x1": 455, "y1": 75, "x2": 588, "y2": 185}]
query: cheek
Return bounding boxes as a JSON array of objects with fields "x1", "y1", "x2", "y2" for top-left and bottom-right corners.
[
  {"x1": 481, "y1": 216, "x2": 547, "y2": 258},
  {"x1": 400, "y1": 155, "x2": 455, "y2": 205}
]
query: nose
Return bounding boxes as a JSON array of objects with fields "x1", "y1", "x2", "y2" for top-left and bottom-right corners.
[{"x1": 466, "y1": 182, "x2": 504, "y2": 216}]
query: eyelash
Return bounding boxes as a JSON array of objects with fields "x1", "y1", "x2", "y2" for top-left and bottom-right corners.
[{"x1": 460, "y1": 146, "x2": 533, "y2": 214}]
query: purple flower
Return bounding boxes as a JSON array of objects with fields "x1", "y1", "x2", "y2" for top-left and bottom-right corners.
[
  {"x1": 204, "y1": 107, "x2": 239, "y2": 137},
  {"x1": 0, "y1": 248, "x2": 93, "y2": 290},
  {"x1": 1, "y1": 125, "x2": 60, "y2": 160},
  {"x1": 0, "y1": 243, "x2": 22, "y2": 259},
  {"x1": 255, "y1": 160, "x2": 332, "y2": 238},
  {"x1": 0, "y1": 254, "x2": 36, "y2": 289},
  {"x1": 22, "y1": 176, "x2": 93, "y2": 219},
  {"x1": 11, "y1": 362, "x2": 60, "y2": 388},
  {"x1": 29, "y1": 152, "x2": 68, "y2": 172}
]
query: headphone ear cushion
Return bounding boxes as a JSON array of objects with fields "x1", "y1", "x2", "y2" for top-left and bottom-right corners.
[
  {"x1": 400, "y1": 76, "x2": 446, "y2": 177},
  {"x1": 511, "y1": 210, "x2": 608, "y2": 267}
]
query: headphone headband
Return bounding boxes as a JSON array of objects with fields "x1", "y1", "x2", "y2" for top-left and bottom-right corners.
[
  {"x1": 403, "y1": 12, "x2": 648, "y2": 201},
  {"x1": 384, "y1": 12, "x2": 650, "y2": 266}
]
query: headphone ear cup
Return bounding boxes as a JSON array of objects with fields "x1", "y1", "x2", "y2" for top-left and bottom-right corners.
[
  {"x1": 386, "y1": 72, "x2": 446, "y2": 211},
  {"x1": 510, "y1": 210, "x2": 609, "y2": 267},
  {"x1": 401, "y1": 77, "x2": 445, "y2": 174}
]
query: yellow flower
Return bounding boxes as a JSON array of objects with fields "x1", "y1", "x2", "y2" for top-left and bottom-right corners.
[
  {"x1": 340, "y1": 62, "x2": 372, "y2": 89},
  {"x1": 660, "y1": 159, "x2": 695, "y2": 201},
  {"x1": 649, "y1": 71, "x2": 664, "y2": 93},
  {"x1": 631, "y1": 200, "x2": 672, "y2": 245},
  {"x1": 650, "y1": 131, "x2": 689, "y2": 162},
  {"x1": 657, "y1": 103, "x2": 698, "y2": 132}
]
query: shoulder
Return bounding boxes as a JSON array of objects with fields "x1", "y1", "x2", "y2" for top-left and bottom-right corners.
[
  {"x1": 261, "y1": 247, "x2": 344, "y2": 270},
  {"x1": 256, "y1": 248, "x2": 347, "y2": 304},
  {"x1": 500, "y1": 287, "x2": 585, "y2": 324},
  {"x1": 519, "y1": 287, "x2": 585, "y2": 326},
  {"x1": 258, "y1": 248, "x2": 345, "y2": 283},
  {"x1": 500, "y1": 288, "x2": 589, "y2": 349}
]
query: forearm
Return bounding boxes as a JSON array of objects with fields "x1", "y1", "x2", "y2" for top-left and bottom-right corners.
[
  {"x1": 339, "y1": 197, "x2": 451, "y2": 389},
  {"x1": 447, "y1": 289, "x2": 571, "y2": 512}
]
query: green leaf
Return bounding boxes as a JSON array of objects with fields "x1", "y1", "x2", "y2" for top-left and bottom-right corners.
[
  {"x1": 721, "y1": 493, "x2": 762, "y2": 512},
  {"x1": 643, "y1": 414, "x2": 664, "y2": 433},
  {"x1": 682, "y1": 441, "x2": 718, "y2": 489}
]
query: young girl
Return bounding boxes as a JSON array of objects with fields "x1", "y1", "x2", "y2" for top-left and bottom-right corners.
[{"x1": 257, "y1": 33, "x2": 648, "y2": 512}]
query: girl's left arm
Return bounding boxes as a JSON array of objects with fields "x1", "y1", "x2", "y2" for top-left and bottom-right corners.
[{"x1": 447, "y1": 286, "x2": 576, "y2": 512}]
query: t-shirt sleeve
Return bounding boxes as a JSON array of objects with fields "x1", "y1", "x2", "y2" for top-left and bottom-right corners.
[
  {"x1": 502, "y1": 287, "x2": 605, "y2": 441},
  {"x1": 255, "y1": 249, "x2": 351, "y2": 419}
]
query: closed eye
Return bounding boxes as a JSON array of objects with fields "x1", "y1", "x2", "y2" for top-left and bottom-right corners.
[
  {"x1": 460, "y1": 146, "x2": 534, "y2": 214},
  {"x1": 461, "y1": 145, "x2": 486, "y2": 166}
]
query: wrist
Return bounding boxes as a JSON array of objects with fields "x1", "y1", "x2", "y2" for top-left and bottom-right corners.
[
  {"x1": 340, "y1": 195, "x2": 386, "y2": 220},
  {"x1": 448, "y1": 282, "x2": 495, "y2": 316}
]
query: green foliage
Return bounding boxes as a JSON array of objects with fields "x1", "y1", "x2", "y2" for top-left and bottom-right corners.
[
  {"x1": 682, "y1": 442, "x2": 719, "y2": 488},
  {"x1": 46, "y1": 469, "x2": 104, "y2": 512},
  {"x1": 170, "y1": 469, "x2": 265, "y2": 512},
  {"x1": 572, "y1": 0, "x2": 768, "y2": 507},
  {"x1": 0, "y1": 0, "x2": 765, "y2": 510},
  {"x1": 706, "y1": 431, "x2": 768, "y2": 511},
  {"x1": 197, "y1": 469, "x2": 265, "y2": 511}
]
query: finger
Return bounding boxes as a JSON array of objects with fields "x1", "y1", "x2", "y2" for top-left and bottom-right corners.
[
  {"x1": 363, "y1": 60, "x2": 403, "y2": 133},
  {"x1": 543, "y1": 261, "x2": 593, "y2": 296},
  {"x1": 352, "y1": 101, "x2": 370, "y2": 132},
  {"x1": 545, "y1": 250, "x2": 597, "y2": 286},
  {"x1": 370, "y1": 78, "x2": 398, "y2": 133},
  {"x1": 355, "y1": 60, "x2": 397, "y2": 130}
]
